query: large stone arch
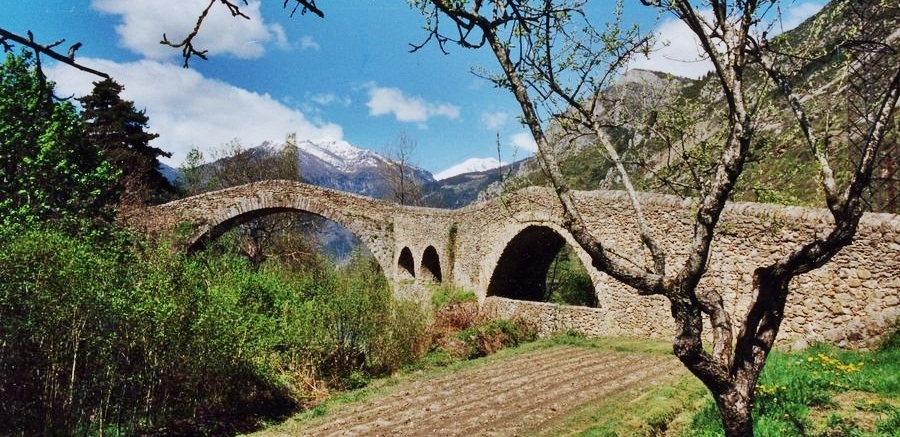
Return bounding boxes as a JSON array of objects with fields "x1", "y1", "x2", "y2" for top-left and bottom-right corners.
[
  {"x1": 482, "y1": 220, "x2": 603, "y2": 303},
  {"x1": 166, "y1": 182, "x2": 394, "y2": 275},
  {"x1": 487, "y1": 225, "x2": 567, "y2": 301}
]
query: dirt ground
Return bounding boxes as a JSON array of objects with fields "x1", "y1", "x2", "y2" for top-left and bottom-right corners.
[{"x1": 252, "y1": 345, "x2": 685, "y2": 436}]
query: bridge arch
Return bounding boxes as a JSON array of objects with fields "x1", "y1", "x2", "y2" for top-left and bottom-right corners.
[
  {"x1": 176, "y1": 182, "x2": 394, "y2": 274},
  {"x1": 485, "y1": 223, "x2": 598, "y2": 303},
  {"x1": 397, "y1": 247, "x2": 416, "y2": 279},
  {"x1": 420, "y1": 245, "x2": 443, "y2": 283}
]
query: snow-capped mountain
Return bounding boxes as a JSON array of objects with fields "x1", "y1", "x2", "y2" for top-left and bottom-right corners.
[
  {"x1": 167, "y1": 138, "x2": 531, "y2": 209},
  {"x1": 434, "y1": 157, "x2": 505, "y2": 180},
  {"x1": 296, "y1": 139, "x2": 385, "y2": 172}
]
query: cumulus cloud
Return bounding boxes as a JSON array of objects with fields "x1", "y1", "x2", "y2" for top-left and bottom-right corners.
[
  {"x1": 629, "y1": 17, "x2": 714, "y2": 79},
  {"x1": 630, "y1": 2, "x2": 824, "y2": 79},
  {"x1": 366, "y1": 85, "x2": 460, "y2": 123},
  {"x1": 481, "y1": 111, "x2": 510, "y2": 130},
  {"x1": 510, "y1": 132, "x2": 538, "y2": 153},
  {"x1": 47, "y1": 58, "x2": 344, "y2": 166},
  {"x1": 91, "y1": 0, "x2": 285, "y2": 60}
]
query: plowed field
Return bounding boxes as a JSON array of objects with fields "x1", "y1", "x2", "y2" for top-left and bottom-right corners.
[{"x1": 253, "y1": 345, "x2": 686, "y2": 436}]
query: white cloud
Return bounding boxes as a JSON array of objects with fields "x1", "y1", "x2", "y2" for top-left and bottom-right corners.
[
  {"x1": 510, "y1": 132, "x2": 538, "y2": 153},
  {"x1": 311, "y1": 93, "x2": 349, "y2": 106},
  {"x1": 299, "y1": 35, "x2": 320, "y2": 51},
  {"x1": 777, "y1": 2, "x2": 825, "y2": 33},
  {"x1": 481, "y1": 111, "x2": 510, "y2": 130},
  {"x1": 630, "y1": 2, "x2": 824, "y2": 79},
  {"x1": 629, "y1": 17, "x2": 714, "y2": 79},
  {"x1": 366, "y1": 85, "x2": 460, "y2": 123},
  {"x1": 91, "y1": 0, "x2": 285, "y2": 60},
  {"x1": 47, "y1": 58, "x2": 344, "y2": 166}
]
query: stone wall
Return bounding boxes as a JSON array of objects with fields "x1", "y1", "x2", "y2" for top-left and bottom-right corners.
[
  {"x1": 453, "y1": 188, "x2": 899, "y2": 349},
  {"x1": 134, "y1": 181, "x2": 899, "y2": 349}
]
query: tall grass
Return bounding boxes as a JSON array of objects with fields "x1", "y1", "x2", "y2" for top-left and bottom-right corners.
[{"x1": 0, "y1": 227, "x2": 428, "y2": 435}]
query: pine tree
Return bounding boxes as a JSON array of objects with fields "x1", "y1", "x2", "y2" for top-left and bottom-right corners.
[{"x1": 78, "y1": 78, "x2": 174, "y2": 207}]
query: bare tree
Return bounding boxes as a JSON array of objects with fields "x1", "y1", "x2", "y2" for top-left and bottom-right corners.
[
  {"x1": 382, "y1": 131, "x2": 424, "y2": 206},
  {"x1": 187, "y1": 135, "x2": 311, "y2": 267},
  {"x1": 412, "y1": 0, "x2": 899, "y2": 435},
  {"x1": 0, "y1": 28, "x2": 108, "y2": 78}
]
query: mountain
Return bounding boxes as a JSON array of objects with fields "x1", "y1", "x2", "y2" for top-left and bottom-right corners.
[
  {"x1": 168, "y1": 138, "x2": 527, "y2": 209},
  {"x1": 434, "y1": 157, "x2": 505, "y2": 180},
  {"x1": 476, "y1": 1, "x2": 899, "y2": 213},
  {"x1": 422, "y1": 158, "x2": 534, "y2": 208},
  {"x1": 292, "y1": 139, "x2": 436, "y2": 199}
]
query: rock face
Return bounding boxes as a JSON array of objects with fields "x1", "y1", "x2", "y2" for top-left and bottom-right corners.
[{"x1": 134, "y1": 182, "x2": 900, "y2": 350}]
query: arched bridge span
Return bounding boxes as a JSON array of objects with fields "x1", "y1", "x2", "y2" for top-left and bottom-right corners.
[
  {"x1": 130, "y1": 180, "x2": 899, "y2": 349},
  {"x1": 129, "y1": 180, "x2": 402, "y2": 273}
]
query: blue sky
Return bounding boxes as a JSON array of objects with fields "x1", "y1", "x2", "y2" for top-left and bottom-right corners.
[{"x1": 4, "y1": 1, "x2": 824, "y2": 175}]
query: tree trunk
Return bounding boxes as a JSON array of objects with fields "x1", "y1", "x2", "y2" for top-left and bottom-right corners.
[{"x1": 715, "y1": 388, "x2": 754, "y2": 437}]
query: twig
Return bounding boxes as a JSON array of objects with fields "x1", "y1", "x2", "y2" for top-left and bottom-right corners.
[{"x1": 0, "y1": 27, "x2": 109, "y2": 78}]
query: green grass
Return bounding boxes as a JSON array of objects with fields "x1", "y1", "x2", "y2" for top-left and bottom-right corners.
[
  {"x1": 684, "y1": 330, "x2": 900, "y2": 437},
  {"x1": 535, "y1": 374, "x2": 708, "y2": 437},
  {"x1": 429, "y1": 283, "x2": 478, "y2": 309}
]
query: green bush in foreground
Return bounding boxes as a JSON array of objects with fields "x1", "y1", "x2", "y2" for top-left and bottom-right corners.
[
  {"x1": 0, "y1": 227, "x2": 428, "y2": 435},
  {"x1": 684, "y1": 330, "x2": 900, "y2": 437}
]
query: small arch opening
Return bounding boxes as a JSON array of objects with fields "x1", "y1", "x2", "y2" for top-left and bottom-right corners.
[
  {"x1": 397, "y1": 247, "x2": 415, "y2": 279},
  {"x1": 420, "y1": 246, "x2": 443, "y2": 283}
]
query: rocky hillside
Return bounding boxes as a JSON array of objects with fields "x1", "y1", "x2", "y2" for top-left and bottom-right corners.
[{"x1": 479, "y1": 0, "x2": 899, "y2": 213}]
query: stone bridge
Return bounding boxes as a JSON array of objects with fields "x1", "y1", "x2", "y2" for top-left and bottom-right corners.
[{"x1": 131, "y1": 180, "x2": 900, "y2": 349}]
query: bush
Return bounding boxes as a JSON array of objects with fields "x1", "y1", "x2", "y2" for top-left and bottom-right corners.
[
  {"x1": 457, "y1": 318, "x2": 539, "y2": 358},
  {"x1": 430, "y1": 284, "x2": 477, "y2": 310},
  {"x1": 0, "y1": 227, "x2": 430, "y2": 435}
]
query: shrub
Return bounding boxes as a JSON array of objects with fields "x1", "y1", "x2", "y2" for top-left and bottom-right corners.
[
  {"x1": 0, "y1": 227, "x2": 430, "y2": 435},
  {"x1": 457, "y1": 318, "x2": 539, "y2": 358}
]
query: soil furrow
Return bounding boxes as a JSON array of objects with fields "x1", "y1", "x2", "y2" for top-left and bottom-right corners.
[
  {"x1": 262, "y1": 346, "x2": 683, "y2": 437},
  {"x1": 361, "y1": 351, "x2": 644, "y2": 435},
  {"x1": 302, "y1": 346, "x2": 593, "y2": 433}
]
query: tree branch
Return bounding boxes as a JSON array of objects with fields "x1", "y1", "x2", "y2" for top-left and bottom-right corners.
[{"x1": 0, "y1": 28, "x2": 109, "y2": 78}]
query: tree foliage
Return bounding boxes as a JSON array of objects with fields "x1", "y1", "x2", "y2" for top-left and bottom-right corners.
[
  {"x1": 0, "y1": 227, "x2": 427, "y2": 435},
  {"x1": 0, "y1": 51, "x2": 116, "y2": 231},
  {"x1": 79, "y1": 78, "x2": 174, "y2": 209}
]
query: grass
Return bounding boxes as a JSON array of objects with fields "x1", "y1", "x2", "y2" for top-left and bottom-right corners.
[
  {"x1": 429, "y1": 283, "x2": 478, "y2": 310},
  {"x1": 684, "y1": 330, "x2": 900, "y2": 437},
  {"x1": 535, "y1": 373, "x2": 708, "y2": 437}
]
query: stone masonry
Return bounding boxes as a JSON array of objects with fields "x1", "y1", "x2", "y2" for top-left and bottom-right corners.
[{"x1": 131, "y1": 180, "x2": 900, "y2": 349}]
